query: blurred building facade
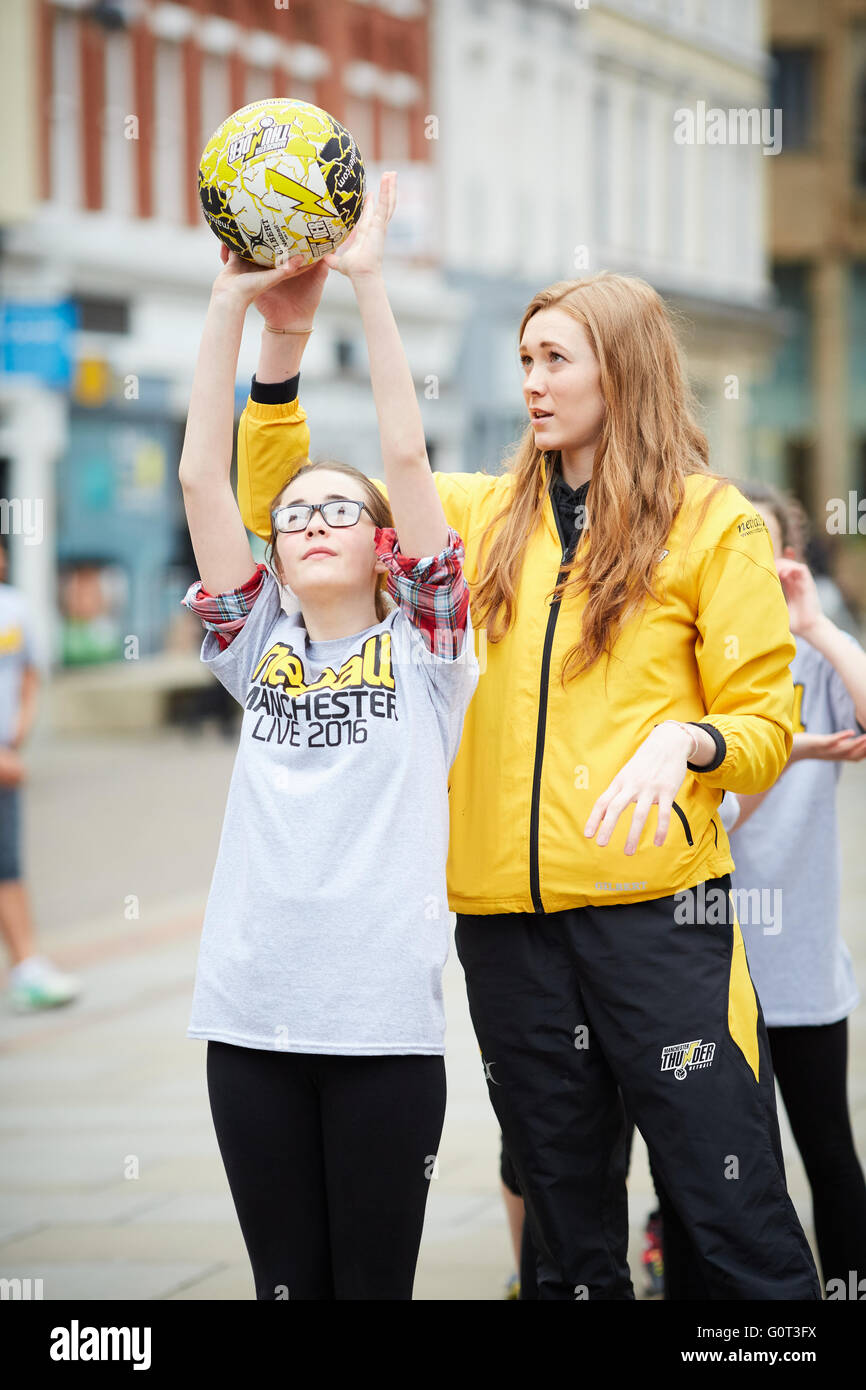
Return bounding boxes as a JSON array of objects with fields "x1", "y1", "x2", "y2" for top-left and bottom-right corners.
[
  {"x1": 1, "y1": 0, "x2": 457, "y2": 695},
  {"x1": 1, "y1": 0, "x2": 834, "y2": 719},
  {"x1": 440, "y1": 0, "x2": 780, "y2": 487},
  {"x1": 750, "y1": 0, "x2": 866, "y2": 597}
]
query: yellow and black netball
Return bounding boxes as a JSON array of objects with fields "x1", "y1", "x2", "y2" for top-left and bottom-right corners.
[{"x1": 198, "y1": 99, "x2": 366, "y2": 267}]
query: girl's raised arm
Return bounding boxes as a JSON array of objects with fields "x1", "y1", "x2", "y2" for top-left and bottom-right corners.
[
  {"x1": 776, "y1": 556, "x2": 866, "y2": 731},
  {"x1": 324, "y1": 172, "x2": 449, "y2": 560},
  {"x1": 178, "y1": 246, "x2": 305, "y2": 594}
]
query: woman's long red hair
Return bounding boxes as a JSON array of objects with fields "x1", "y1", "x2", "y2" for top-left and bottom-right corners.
[{"x1": 470, "y1": 272, "x2": 731, "y2": 687}]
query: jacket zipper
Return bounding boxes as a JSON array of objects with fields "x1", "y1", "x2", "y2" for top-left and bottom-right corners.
[
  {"x1": 529, "y1": 495, "x2": 695, "y2": 911},
  {"x1": 529, "y1": 505, "x2": 574, "y2": 913},
  {"x1": 671, "y1": 800, "x2": 694, "y2": 846}
]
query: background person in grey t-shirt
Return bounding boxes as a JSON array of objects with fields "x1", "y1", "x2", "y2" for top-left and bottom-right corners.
[
  {"x1": 0, "y1": 536, "x2": 80, "y2": 1012},
  {"x1": 659, "y1": 478, "x2": 866, "y2": 1299}
]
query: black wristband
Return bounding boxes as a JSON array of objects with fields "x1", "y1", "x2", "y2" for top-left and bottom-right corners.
[
  {"x1": 685, "y1": 721, "x2": 726, "y2": 773},
  {"x1": 250, "y1": 372, "x2": 300, "y2": 405}
]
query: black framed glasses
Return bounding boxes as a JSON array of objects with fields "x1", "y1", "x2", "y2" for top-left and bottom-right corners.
[{"x1": 272, "y1": 499, "x2": 375, "y2": 533}]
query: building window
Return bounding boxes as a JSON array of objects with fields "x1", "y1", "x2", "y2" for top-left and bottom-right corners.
[
  {"x1": 385, "y1": 29, "x2": 414, "y2": 69},
  {"x1": 855, "y1": 59, "x2": 866, "y2": 190},
  {"x1": 50, "y1": 10, "x2": 82, "y2": 206},
  {"x1": 667, "y1": 108, "x2": 685, "y2": 264},
  {"x1": 287, "y1": 79, "x2": 317, "y2": 106},
  {"x1": 345, "y1": 96, "x2": 374, "y2": 161},
  {"x1": 152, "y1": 41, "x2": 184, "y2": 223},
  {"x1": 290, "y1": 1, "x2": 318, "y2": 44},
  {"x1": 774, "y1": 263, "x2": 812, "y2": 380},
  {"x1": 631, "y1": 95, "x2": 649, "y2": 251},
  {"x1": 463, "y1": 172, "x2": 481, "y2": 251},
  {"x1": 769, "y1": 47, "x2": 816, "y2": 151},
  {"x1": 784, "y1": 439, "x2": 815, "y2": 518},
  {"x1": 381, "y1": 104, "x2": 410, "y2": 161},
  {"x1": 102, "y1": 29, "x2": 134, "y2": 218},
  {"x1": 748, "y1": 261, "x2": 814, "y2": 458},
  {"x1": 734, "y1": 139, "x2": 756, "y2": 285},
  {"x1": 857, "y1": 437, "x2": 866, "y2": 502},
  {"x1": 75, "y1": 297, "x2": 130, "y2": 334},
  {"x1": 592, "y1": 87, "x2": 610, "y2": 247},
  {"x1": 246, "y1": 67, "x2": 275, "y2": 106},
  {"x1": 200, "y1": 53, "x2": 230, "y2": 158},
  {"x1": 350, "y1": 15, "x2": 374, "y2": 63}
]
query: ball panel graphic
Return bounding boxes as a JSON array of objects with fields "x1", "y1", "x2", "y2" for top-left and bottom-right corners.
[{"x1": 198, "y1": 99, "x2": 366, "y2": 267}]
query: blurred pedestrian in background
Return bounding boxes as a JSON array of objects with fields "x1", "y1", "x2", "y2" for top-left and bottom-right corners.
[
  {"x1": 655, "y1": 480, "x2": 866, "y2": 1298},
  {"x1": 0, "y1": 536, "x2": 80, "y2": 1011},
  {"x1": 728, "y1": 480, "x2": 866, "y2": 1296}
]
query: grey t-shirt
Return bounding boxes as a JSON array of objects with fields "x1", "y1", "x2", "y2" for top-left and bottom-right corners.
[
  {"x1": 187, "y1": 569, "x2": 479, "y2": 1055},
  {"x1": 0, "y1": 584, "x2": 41, "y2": 746},
  {"x1": 729, "y1": 630, "x2": 865, "y2": 1027}
]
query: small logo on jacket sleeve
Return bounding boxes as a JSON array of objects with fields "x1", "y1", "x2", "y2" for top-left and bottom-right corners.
[{"x1": 736, "y1": 515, "x2": 768, "y2": 537}]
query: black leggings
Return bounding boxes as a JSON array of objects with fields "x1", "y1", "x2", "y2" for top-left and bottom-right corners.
[
  {"x1": 770, "y1": 1019, "x2": 866, "y2": 1290},
  {"x1": 654, "y1": 1018, "x2": 866, "y2": 1297},
  {"x1": 206, "y1": 1040, "x2": 447, "y2": 1299}
]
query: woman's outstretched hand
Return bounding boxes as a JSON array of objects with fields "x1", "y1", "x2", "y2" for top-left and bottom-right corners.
[
  {"x1": 583, "y1": 723, "x2": 696, "y2": 855},
  {"x1": 322, "y1": 172, "x2": 397, "y2": 280}
]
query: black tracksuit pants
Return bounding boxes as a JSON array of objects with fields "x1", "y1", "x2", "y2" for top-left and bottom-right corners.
[
  {"x1": 455, "y1": 873, "x2": 821, "y2": 1300},
  {"x1": 654, "y1": 1016, "x2": 866, "y2": 1298}
]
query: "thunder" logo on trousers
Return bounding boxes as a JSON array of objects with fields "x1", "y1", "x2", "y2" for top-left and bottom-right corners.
[{"x1": 660, "y1": 1038, "x2": 716, "y2": 1080}]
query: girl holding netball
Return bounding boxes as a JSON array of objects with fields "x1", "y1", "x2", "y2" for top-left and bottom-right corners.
[{"x1": 178, "y1": 174, "x2": 478, "y2": 1300}]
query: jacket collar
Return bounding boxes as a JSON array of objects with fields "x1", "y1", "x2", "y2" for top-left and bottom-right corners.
[
  {"x1": 539, "y1": 452, "x2": 591, "y2": 548},
  {"x1": 542, "y1": 452, "x2": 591, "y2": 510},
  {"x1": 540, "y1": 450, "x2": 554, "y2": 494},
  {"x1": 541, "y1": 451, "x2": 590, "y2": 495}
]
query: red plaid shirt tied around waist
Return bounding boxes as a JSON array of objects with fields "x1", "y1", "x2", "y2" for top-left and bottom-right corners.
[{"x1": 181, "y1": 525, "x2": 470, "y2": 658}]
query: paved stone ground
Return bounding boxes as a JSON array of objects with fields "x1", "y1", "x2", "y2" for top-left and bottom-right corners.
[{"x1": 0, "y1": 721, "x2": 863, "y2": 1299}]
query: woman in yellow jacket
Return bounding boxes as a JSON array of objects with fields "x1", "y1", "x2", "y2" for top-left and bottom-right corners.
[{"x1": 232, "y1": 253, "x2": 820, "y2": 1301}]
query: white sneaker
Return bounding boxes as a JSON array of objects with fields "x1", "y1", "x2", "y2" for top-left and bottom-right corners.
[{"x1": 8, "y1": 955, "x2": 81, "y2": 1012}]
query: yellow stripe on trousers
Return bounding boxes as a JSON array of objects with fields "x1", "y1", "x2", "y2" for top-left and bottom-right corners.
[{"x1": 728, "y1": 904, "x2": 760, "y2": 1084}]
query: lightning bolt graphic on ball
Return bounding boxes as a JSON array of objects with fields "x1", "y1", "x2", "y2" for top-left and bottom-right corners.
[{"x1": 263, "y1": 167, "x2": 336, "y2": 222}]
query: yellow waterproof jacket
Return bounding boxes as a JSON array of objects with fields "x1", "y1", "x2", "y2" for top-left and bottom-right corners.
[{"x1": 236, "y1": 393, "x2": 796, "y2": 915}]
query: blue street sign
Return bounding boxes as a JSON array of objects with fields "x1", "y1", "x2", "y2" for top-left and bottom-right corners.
[{"x1": 1, "y1": 298, "x2": 79, "y2": 386}]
